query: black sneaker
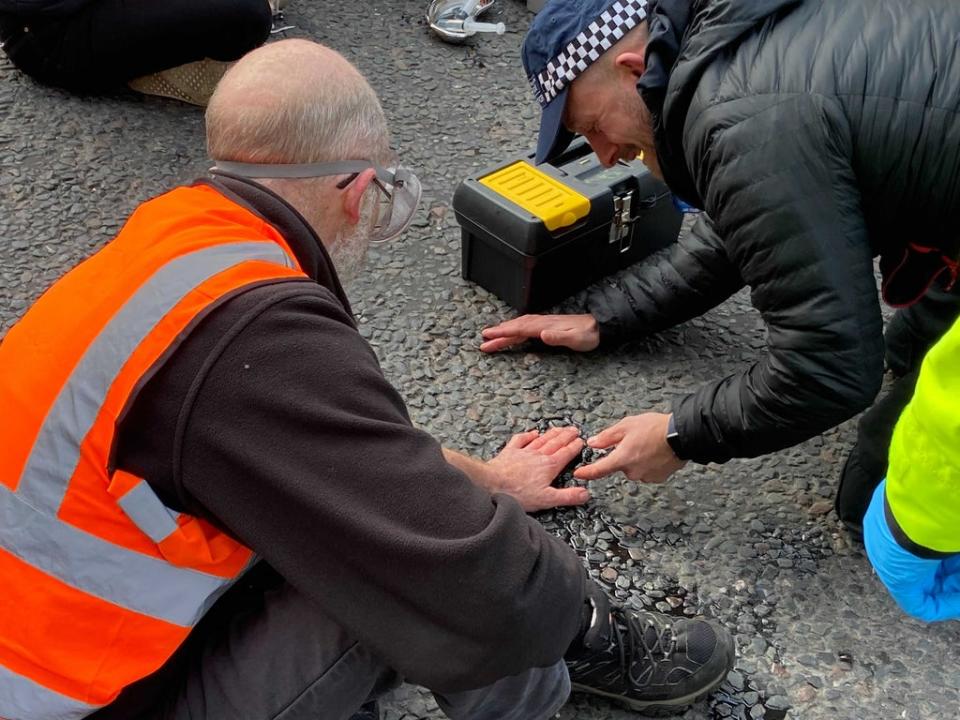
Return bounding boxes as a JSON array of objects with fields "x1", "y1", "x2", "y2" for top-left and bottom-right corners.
[
  {"x1": 566, "y1": 591, "x2": 735, "y2": 714},
  {"x1": 349, "y1": 700, "x2": 379, "y2": 720}
]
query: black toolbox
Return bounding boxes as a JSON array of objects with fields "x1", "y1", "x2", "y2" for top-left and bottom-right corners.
[{"x1": 453, "y1": 138, "x2": 682, "y2": 312}]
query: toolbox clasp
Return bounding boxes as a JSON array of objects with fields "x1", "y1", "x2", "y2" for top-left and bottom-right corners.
[{"x1": 610, "y1": 191, "x2": 634, "y2": 253}]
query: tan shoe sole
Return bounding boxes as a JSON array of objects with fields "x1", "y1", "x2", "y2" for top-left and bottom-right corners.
[{"x1": 128, "y1": 58, "x2": 233, "y2": 107}]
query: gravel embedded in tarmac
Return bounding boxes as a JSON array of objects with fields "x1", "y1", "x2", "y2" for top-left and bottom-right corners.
[{"x1": 2, "y1": 1, "x2": 959, "y2": 718}]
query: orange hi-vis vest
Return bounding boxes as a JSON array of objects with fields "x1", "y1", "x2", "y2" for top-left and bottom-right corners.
[{"x1": 0, "y1": 184, "x2": 308, "y2": 720}]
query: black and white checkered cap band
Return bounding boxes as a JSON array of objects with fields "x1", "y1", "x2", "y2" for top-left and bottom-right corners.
[{"x1": 530, "y1": 0, "x2": 648, "y2": 107}]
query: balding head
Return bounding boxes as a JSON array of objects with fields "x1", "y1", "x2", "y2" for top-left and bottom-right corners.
[
  {"x1": 206, "y1": 39, "x2": 391, "y2": 166},
  {"x1": 206, "y1": 40, "x2": 394, "y2": 285}
]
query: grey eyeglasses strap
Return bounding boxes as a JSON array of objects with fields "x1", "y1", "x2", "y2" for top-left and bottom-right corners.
[{"x1": 210, "y1": 160, "x2": 395, "y2": 184}]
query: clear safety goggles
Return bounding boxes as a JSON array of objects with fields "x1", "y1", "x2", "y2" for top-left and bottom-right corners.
[{"x1": 210, "y1": 159, "x2": 422, "y2": 245}]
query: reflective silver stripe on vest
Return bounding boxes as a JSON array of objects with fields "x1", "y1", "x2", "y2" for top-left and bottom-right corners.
[
  {"x1": 0, "y1": 241, "x2": 291, "y2": 626},
  {"x1": 17, "y1": 241, "x2": 294, "y2": 513},
  {"x1": 0, "y1": 661, "x2": 99, "y2": 720},
  {"x1": 0, "y1": 489, "x2": 230, "y2": 625},
  {"x1": 116, "y1": 479, "x2": 181, "y2": 544}
]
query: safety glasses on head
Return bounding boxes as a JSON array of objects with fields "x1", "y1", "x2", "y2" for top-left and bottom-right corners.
[{"x1": 209, "y1": 159, "x2": 422, "y2": 244}]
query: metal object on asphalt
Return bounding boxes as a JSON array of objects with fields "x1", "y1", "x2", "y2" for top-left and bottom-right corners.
[
  {"x1": 270, "y1": 0, "x2": 295, "y2": 34},
  {"x1": 427, "y1": 0, "x2": 505, "y2": 44}
]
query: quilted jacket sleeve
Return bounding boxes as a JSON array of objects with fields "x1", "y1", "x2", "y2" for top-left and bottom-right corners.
[
  {"x1": 671, "y1": 94, "x2": 885, "y2": 463},
  {"x1": 584, "y1": 212, "x2": 745, "y2": 344}
]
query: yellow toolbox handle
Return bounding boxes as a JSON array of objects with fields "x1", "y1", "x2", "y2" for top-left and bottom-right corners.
[{"x1": 479, "y1": 161, "x2": 591, "y2": 232}]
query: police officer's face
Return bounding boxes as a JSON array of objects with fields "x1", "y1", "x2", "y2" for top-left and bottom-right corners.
[{"x1": 565, "y1": 58, "x2": 661, "y2": 178}]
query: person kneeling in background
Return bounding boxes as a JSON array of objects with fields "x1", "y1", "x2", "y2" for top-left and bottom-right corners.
[
  {"x1": 0, "y1": 0, "x2": 278, "y2": 105},
  {"x1": 864, "y1": 314, "x2": 960, "y2": 622}
]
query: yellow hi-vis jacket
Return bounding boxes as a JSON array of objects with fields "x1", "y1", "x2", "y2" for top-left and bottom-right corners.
[{"x1": 885, "y1": 314, "x2": 960, "y2": 556}]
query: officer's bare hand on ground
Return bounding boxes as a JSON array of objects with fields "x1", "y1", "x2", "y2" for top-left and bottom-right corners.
[
  {"x1": 482, "y1": 427, "x2": 589, "y2": 511},
  {"x1": 480, "y1": 314, "x2": 601, "y2": 353},
  {"x1": 573, "y1": 413, "x2": 687, "y2": 484}
]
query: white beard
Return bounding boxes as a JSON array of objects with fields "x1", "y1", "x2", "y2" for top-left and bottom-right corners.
[
  {"x1": 327, "y1": 194, "x2": 376, "y2": 285},
  {"x1": 327, "y1": 226, "x2": 369, "y2": 286}
]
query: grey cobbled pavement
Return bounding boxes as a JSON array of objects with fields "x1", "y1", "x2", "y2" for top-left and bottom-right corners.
[{"x1": 2, "y1": 1, "x2": 959, "y2": 719}]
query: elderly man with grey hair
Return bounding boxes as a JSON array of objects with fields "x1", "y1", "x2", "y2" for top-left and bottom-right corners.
[{"x1": 0, "y1": 38, "x2": 734, "y2": 720}]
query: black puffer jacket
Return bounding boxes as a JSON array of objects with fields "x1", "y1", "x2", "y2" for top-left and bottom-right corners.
[{"x1": 586, "y1": 0, "x2": 960, "y2": 464}]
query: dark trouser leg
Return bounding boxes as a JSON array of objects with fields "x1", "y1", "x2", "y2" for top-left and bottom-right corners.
[
  {"x1": 835, "y1": 368, "x2": 920, "y2": 531},
  {"x1": 435, "y1": 663, "x2": 570, "y2": 720},
  {"x1": 0, "y1": 0, "x2": 271, "y2": 91},
  {"x1": 836, "y1": 284, "x2": 960, "y2": 529},
  {"x1": 90, "y1": 566, "x2": 403, "y2": 720},
  {"x1": 91, "y1": 565, "x2": 569, "y2": 720}
]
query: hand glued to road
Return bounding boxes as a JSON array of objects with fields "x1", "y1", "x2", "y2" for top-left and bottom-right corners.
[{"x1": 484, "y1": 426, "x2": 590, "y2": 511}]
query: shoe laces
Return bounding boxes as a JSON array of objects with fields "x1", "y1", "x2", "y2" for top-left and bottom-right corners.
[{"x1": 610, "y1": 608, "x2": 680, "y2": 682}]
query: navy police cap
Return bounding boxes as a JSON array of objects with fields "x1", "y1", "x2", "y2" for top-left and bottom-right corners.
[{"x1": 522, "y1": 0, "x2": 649, "y2": 163}]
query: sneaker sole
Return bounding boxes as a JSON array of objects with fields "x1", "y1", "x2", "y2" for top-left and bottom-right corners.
[
  {"x1": 571, "y1": 664, "x2": 730, "y2": 715},
  {"x1": 128, "y1": 59, "x2": 232, "y2": 107}
]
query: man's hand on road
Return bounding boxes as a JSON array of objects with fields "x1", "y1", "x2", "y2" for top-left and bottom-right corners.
[
  {"x1": 573, "y1": 413, "x2": 687, "y2": 484},
  {"x1": 480, "y1": 314, "x2": 600, "y2": 353},
  {"x1": 483, "y1": 427, "x2": 589, "y2": 511}
]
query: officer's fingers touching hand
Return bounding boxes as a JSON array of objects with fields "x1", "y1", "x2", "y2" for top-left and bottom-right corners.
[
  {"x1": 573, "y1": 447, "x2": 625, "y2": 481},
  {"x1": 587, "y1": 420, "x2": 627, "y2": 449}
]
